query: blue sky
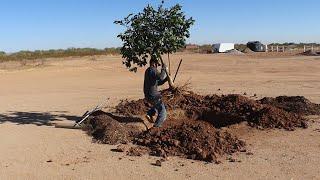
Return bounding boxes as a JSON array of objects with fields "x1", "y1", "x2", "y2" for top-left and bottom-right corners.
[{"x1": 0, "y1": 0, "x2": 319, "y2": 52}]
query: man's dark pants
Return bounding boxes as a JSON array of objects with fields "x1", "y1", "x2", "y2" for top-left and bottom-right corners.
[{"x1": 146, "y1": 98, "x2": 167, "y2": 127}]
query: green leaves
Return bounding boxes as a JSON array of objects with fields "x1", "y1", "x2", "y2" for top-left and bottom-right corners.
[{"x1": 115, "y1": 2, "x2": 195, "y2": 71}]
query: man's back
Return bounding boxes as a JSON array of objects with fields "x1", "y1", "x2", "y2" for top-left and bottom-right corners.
[{"x1": 144, "y1": 67, "x2": 161, "y2": 100}]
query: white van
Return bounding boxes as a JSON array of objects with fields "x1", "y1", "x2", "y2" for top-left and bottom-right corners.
[{"x1": 212, "y1": 43, "x2": 235, "y2": 53}]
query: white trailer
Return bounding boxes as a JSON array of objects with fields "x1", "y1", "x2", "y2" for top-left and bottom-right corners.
[{"x1": 212, "y1": 43, "x2": 235, "y2": 53}]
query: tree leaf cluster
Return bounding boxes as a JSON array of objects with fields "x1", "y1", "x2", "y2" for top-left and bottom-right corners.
[{"x1": 115, "y1": 2, "x2": 195, "y2": 72}]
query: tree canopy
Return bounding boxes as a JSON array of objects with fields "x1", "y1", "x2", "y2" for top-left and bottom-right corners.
[{"x1": 114, "y1": 2, "x2": 195, "y2": 72}]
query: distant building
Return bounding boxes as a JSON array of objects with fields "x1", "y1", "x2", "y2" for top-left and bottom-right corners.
[{"x1": 212, "y1": 43, "x2": 235, "y2": 53}]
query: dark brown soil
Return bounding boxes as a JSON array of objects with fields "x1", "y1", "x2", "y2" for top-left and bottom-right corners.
[
  {"x1": 84, "y1": 89, "x2": 317, "y2": 162},
  {"x1": 134, "y1": 122, "x2": 245, "y2": 163},
  {"x1": 83, "y1": 110, "x2": 141, "y2": 144},
  {"x1": 116, "y1": 90, "x2": 308, "y2": 130},
  {"x1": 259, "y1": 96, "x2": 320, "y2": 115}
]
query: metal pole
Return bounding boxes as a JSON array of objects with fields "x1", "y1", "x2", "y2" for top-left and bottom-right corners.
[{"x1": 173, "y1": 59, "x2": 183, "y2": 83}]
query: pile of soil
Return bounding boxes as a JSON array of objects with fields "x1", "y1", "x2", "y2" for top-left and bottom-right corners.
[
  {"x1": 242, "y1": 47, "x2": 254, "y2": 53},
  {"x1": 134, "y1": 122, "x2": 245, "y2": 163},
  {"x1": 259, "y1": 96, "x2": 320, "y2": 115},
  {"x1": 83, "y1": 111, "x2": 142, "y2": 144},
  {"x1": 84, "y1": 89, "x2": 318, "y2": 162},
  {"x1": 116, "y1": 90, "x2": 308, "y2": 130}
]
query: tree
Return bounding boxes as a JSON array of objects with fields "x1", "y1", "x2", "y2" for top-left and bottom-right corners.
[{"x1": 114, "y1": 2, "x2": 195, "y2": 88}]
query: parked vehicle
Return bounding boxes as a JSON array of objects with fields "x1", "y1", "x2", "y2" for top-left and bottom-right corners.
[
  {"x1": 212, "y1": 43, "x2": 235, "y2": 53},
  {"x1": 247, "y1": 41, "x2": 266, "y2": 52}
]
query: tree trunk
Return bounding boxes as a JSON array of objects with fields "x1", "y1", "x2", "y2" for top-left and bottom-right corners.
[
  {"x1": 160, "y1": 57, "x2": 175, "y2": 88},
  {"x1": 168, "y1": 53, "x2": 171, "y2": 75}
]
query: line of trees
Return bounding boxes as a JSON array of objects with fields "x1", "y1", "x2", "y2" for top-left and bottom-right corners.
[{"x1": 0, "y1": 47, "x2": 120, "y2": 62}]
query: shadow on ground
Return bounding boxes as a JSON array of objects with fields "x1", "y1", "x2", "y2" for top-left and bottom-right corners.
[{"x1": 0, "y1": 111, "x2": 80, "y2": 126}]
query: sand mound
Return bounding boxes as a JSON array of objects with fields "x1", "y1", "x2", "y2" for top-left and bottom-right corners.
[
  {"x1": 242, "y1": 47, "x2": 254, "y2": 53},
  {"x1": 83, "y1": 89, "x2": 317, "y2": 162}
]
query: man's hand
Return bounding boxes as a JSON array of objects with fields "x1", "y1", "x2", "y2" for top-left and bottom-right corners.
[
  {"x1": 162, "y1": 64, "x2": 169, "y2": 72},
  {"x1": 160, "y1": 60, "x2": 174, "y2": 89}
]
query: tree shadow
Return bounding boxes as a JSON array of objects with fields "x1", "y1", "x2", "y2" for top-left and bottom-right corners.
[{"x1": 0, "y1": 111, "x2": 80, "y2": 126}]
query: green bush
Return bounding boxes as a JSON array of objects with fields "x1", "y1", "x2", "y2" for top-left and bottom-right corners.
[{"x1": 0, "y1": 48, "x2": 120, "y2": 62}]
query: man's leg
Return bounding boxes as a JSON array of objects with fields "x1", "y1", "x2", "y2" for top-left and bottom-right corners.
[
  {"x1": 145, "y1": 101, "x2": 157, "y2": 123},
  {"x1": 147, "y1": 107, "x2": 157, "y2": 117},
  {"x1": 154, "y1": 100, "x2": 167, "y2": 127}
]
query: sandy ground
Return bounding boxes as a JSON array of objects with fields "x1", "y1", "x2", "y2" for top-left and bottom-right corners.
[{"x1": 0, "y1": 53, "x2": 320, "y2": 179}]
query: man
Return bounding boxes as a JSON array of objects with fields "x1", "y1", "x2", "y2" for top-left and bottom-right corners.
[{"x1": 143, "y1": 58, "x2": 168, "y2": 128}]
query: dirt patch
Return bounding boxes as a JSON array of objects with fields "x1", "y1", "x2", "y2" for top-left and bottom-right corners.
[
  {"x1": 116, "y1": 99, "x2": 149, "y2": 116},
  {"x1": 242, "y1": 47, "x2": 254, "y2": 53},
  {"x1": 259, "y1": 96, "x2": 320, "y2": 115},
  {"x1": 84, "y1": 89, "x2": 317, "y2": 162},
  {"x1": 83, "y1": 110, "x2": 142, "y2": 144},
  {"x1": 225, "y1": 49, "x2": 245, "y2": 55},
  {"x1": 134, "y1": 122, "x2": 245, "y2": 163}
]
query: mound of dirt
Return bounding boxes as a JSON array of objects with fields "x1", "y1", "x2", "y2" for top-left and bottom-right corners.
[
  {"x1": 83, "y1": 111, "x2": 142, "y2": 144},
  {"x1": 134, "y1": 122, "x2": 245, "y2": 163},
  {"x1": 201, "y1": 95, "x2": 307, "y2": 130},
  {"x1": 116, "y1": 99, "x2": 149, "y2": 116},
  {"x1": 259, "y1": 96, "x2": 320, "y2": 115},
  {"x1": 116, "y1": 91, "x2": 307, "y2": 130},
  {"x1": 242, "y1": 47, "x2": 254, "y2": 53},
  {"x1": 84, "y1": 89, "x2": 317, "y2": 162},
  {"x1": 249, "y1": 106, "x2": 307, "y2": 130}
]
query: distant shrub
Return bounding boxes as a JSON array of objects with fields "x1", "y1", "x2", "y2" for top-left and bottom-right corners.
[
  {"x1": 0, "y1": 48, "x2": 120, "y2": 62},
  {"x1": 199, "y1": 45, "x2": 213, "y2": 53}
]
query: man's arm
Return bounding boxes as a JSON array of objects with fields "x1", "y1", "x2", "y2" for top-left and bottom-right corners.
[{"x1": 157, "y1": 66, "x2": 168, "y2": 85}]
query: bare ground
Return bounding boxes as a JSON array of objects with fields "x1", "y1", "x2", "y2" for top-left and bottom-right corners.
[{"x1": 0, "y1": 53, "x2": 319, "y2": 179}]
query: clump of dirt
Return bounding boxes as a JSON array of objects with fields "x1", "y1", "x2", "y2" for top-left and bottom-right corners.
[
  {"x1": 116, "y1": 99, "x2": 149, "y2": 116},
  {"x1": 259, "y1": 96, "x2": 320, "y2": 115},
  {"x1": 83, "y1": 110, "x2": 141, "y2": 144},
  {"x1": 196, "y1": 95, "x2": 307, "y2": 130},
  {"x1": 249, "y1": 106, "x2": 307, "y2": 130},
  {"x1": 134, "y1": 122, "x2": 245, "y2": 163}
]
